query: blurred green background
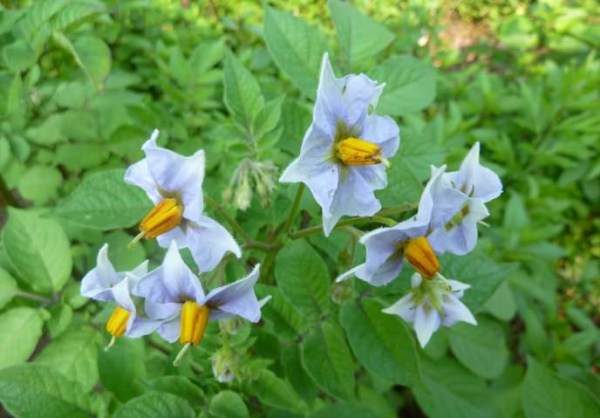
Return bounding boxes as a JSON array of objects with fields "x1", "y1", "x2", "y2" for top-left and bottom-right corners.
[{"x1": 0, "y1": 1, "x2": 598, "y2": 417}]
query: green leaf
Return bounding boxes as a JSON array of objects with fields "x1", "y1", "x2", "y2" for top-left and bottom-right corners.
[
  {"x1": 311, "y1": 402, "x2": 380, "y2": 418},
  {"x1": 54, "y1": 32, "x2": 111, "y2": 89},
  {"x1": 523, "y1": 359, "x2": 600, "y2": 418},
  {"x1": 113, "y1": 392, "x2": 196, "y2": 418},
  {"x1": 443, "y1": 254, "x2": 516, "y2": 311},
  {"x1": 103, "y1": 231, "x2": 147, "y2": 271},
  {"x1": 448, "y1": 316, "x2": 509, "y2": 379},
  {"x1": 209, "y1": 391, "x2": 249, "y2": 418},
  {"x1": 275, "y1": 240, "x2": 331, "y2": 322},
  {"x1": 0, "y1": 307, "x2": 44, "y2": 369},
  {"x1": 2, "y1": 40, "x2": 38, "y2": 72},
  {"x1": 146, "y1": 376, "x2": 204, "y2": 406},
  {"x1": 17, "y1": 165, "x2": 62, "y2": 205},
  {"x1": 484, "y1": 281, "x2": 517, "y2": 321},
  {"x1": 328, "y1": 0, "x2": 394, "y2": 67},
  {"x1": 339, "y1": 299, "x2": 421, "y2": 386},
  {"x1": 413, "y1": 357, "x2": 498, "y2": 418},
  {"x1": 54, "y1": 169, "x2": 152, "y2": 230},
  {"x1": 0, "y1": 267, "x2": 18, "y2": 309},
  {"x1": 0, "y1": 364, "x2": 94, "y2": 418},
  {"x1": 98, "y1": 338, "x2": 146, "y2": 402},
  {"x1": 55, "y1": 144, "x2": 109, "y2": 171},
  {"x1": 1, "y1": 209, "x2": 72, "y2": 294},
  {"x1": 256, "y1": 284, "x2": 306, "y2": 340},
  {"x1": 35, "y1": 327, "x2": 100, "y2": 392},
  {"x1": 248, "y1": 369, "x2": 307, "y2": 413},
  {"x1": 370, "y1": 55, "x2": 436, "y2": 116},
  {"x1": 264, "y1": 7, "x2": 327, "y2": 98},
  {"x1": 223, "y1": 50, "x2": 264, "y2": 131},
  {"x1": 378, "y1": 124, "x2": 445, "y2": 206},
  {"x1": 301, "y1": 321, "x2": 356, "y2": 400}
]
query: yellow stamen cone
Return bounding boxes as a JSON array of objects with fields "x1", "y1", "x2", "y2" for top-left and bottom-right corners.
[
  {"x1": 336, "y1": 137, "x2": 383, "y2": 166},
  {"x1": 135, "y1": 198, "x2": 183, "y2": 243},
  {"x1": 404, "y1": 236, "x2": 440, "y2": 279},
  {"x1": 179, "y1": 301, "x2": 211, "y2": 346},
  {"x1": 105, "y1": 306, "x2": 130, "y2": 342}
]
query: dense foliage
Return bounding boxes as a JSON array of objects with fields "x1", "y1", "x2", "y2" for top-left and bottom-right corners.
[{"x1": 0, "y1": 1, "x2": 598, "y2": 417}]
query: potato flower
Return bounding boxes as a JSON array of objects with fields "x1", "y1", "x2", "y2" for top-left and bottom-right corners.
[
  {"x1": 280, "y1": 54, "x2": 400, "y2": 236},
  {"x1": 428, "y1": 142, "x2": 502, "y2": 255},
  {"x1": 125, "y1": 129, "x2": 241, "y2": 272},
  {"x1": 383, "y1": 272, "x2": 476, "y2": 347},
  {"x1": 134, "y1": 242, "x2": 266, "y2": 365},
  {"x1": 80, "y1": 244, "x2": 158, "y2": 348},
  {"x1": 336, "y1": 166, "x2": 464, "y2": 286}
]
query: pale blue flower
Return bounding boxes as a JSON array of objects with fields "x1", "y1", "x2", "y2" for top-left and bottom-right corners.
[
  {"x1": 427, "y1": 142, "x2": 502, "y2": 255},
  {"x1": 134, "y1": 241, "x2": 265, "y2": 343},
  {"x1": 80, "y1": 244, "x2": 158, "y2": 338},
  {"x1": 336, "y1": 166, "x2": 462, "y2": 286},
  {"x1": 125, "y1": 129, "x2": 241, "y2": 272},
  {"x1": 383, "y1": 273, "x2": 476, "y2": 347},
  {"x1": 280, "y1": 54, "x2": 400, "y2": 236}
]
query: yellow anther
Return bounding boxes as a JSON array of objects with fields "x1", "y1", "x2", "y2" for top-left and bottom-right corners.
[
  {"x1": 336, "y1": 137, "x2": 383, "y2": 166},
  {"x1": 403, "y1": 236, "x2": 440, "y2": 279},
  {"x1": 179, "y1": 301, "x2": 210, "y2": 346},
  {"x1": 105, "y1": 306, "x2": 130, "y2": 337},
  {"x1": 132, "y1": 198, "x2": 183, "y2": 245}
]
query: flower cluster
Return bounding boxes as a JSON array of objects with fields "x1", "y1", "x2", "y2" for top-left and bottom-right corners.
[
  {"x1": 81, "y1": 130, "x2": 267, "y2": 368},
  {"x1": 280, "y1": 54, "x2": 502, "y2": 347}
]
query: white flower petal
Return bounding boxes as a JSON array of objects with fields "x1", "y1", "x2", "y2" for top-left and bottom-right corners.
[
  {"x1": 126, "y1": 317, "x2": 161, "y2": 338},
  {"x1": 80, "y1": 244, "x2": 120, "y2": 301},
  {"x1": 110, "y1": 277, "x2": 136, "y2": 313},
  {"x1": 383, "y1": 293, "x2": 417, "y2": 322},
  {"x1": 155, "y1": 225, "x2": 187, "y2": 249},
  {"x1": 441, "y1": 294, "x2": 477, "y2": 327},
  {"x1": 455, "y1": 142, "x2": 503, "y2": 202},
  {"x1": 123, "y1": 159, "x2": 162, "y2": 204},
  {"x1": 161, "y1": 241, "x2": 206, "y2": 302},
  {"x1": 186, "y1": 216, "x2": 241, "y2": 273},
  {"x1": 141, "y1": 131, "x2": 206, "y2": 222},
  {"x1": 207, "y1": 265, "x2": 262, "y2": 323},
  {"x1": 156, "y1": 317, "x2": 181, "y2": 343},
  {"x1": 360, "y1": 114, "x2": 400, "y2": 158},
  {"x1": 413, "y1": 304, "x2": 441, "y2": 348}
]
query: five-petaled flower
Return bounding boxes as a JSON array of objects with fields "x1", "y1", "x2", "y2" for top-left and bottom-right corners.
[
  {"x1": 336, "y1": 166, "x2": 459, "y2": 286},
  {"x1": 134, "y1": 241, "x2": 266, "y2": 365},
  {"x1": 80, "y1": 244, "x2": 157, "y2": 348},
  {"x1": 383, "y1": 272, "x2": 476, "y2": 347},
  {"x1": 125, "y1": 129, "x2": 241, "y2": 272},
  {"x1": 427, "y1": 142, "x2": 502, "y2": 255},
  {"x1": 280, "y1": 54, "x2": 400, "y2": 236}
]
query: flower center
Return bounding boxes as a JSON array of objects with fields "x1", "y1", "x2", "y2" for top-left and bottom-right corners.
[
  {"x1": 336, "y1": 137, "x2": 384, "y2": 166},
  {"x1": 403, "y1": 236, "x2": 440, "y2": 278},
  {"x1": 139, "y1": 198, "x2": 183, "y2": 239},
  {"x1": 105, "y1": 306, "x2": 130, "y2": 337},
  {"x1": 179, "y1": 301, "x2": 210, "y2": 346}
]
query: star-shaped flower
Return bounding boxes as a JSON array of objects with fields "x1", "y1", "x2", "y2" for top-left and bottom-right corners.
[
  {"x1": 336, "y1": 166, "x2": 463, "y2": 286},
  {"x1": 125, "y1": 130, "x2": 241, "y2": 272},
  {"x1": 134, "y1": 242, "x2": 266, "y2": 364},
  {"x1": 427, "y1": 142, "x2": 502, "y2": 255},
  {"x1": 80, "y1": 244, "x2": 157, "y2": 347},
  {"x1": 383, "y1": 273, "x2": 476, "y2": 347},
  {"x1": 280, "y1": 54, "x2": 400, "y2": 236}
]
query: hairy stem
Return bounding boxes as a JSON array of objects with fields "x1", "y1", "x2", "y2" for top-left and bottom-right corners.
[
  {"x1": 290, "y1": 215, "x2": 397, "y2": 240},
  {"x1": 281, "y1": 184, "x2": 305, "y2": 235},
  {"x1": 205, "y1": 196, "x2": 253, "y2": 243}
]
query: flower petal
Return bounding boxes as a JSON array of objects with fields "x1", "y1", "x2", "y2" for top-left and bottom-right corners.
[
  {"x1": 111, "y1": 277, "x2": 136, "y2": 313},
  {"x1": 206, "y1": 265, "x2": 261, "y2": 323},
  {"x1": 80, "y1": 244, "x2": 120, "y2": 301},
  {"x1": 360, "y1": 114, "x2": 400, "y2": 158},
  {"x1": 324, "y1": 168, "x2": 382, "y2": 235},
  {"x1": 141, "y1": 130, "x2": 206, "y2": 222},
  {"x1": 413, "y1": 304, "x2": 441, "y2": 348},
  {"x1": 453, "y1": 142, "x2": 502, "y2": 202},
  {"x1": 155, "y1": 225, "x2": 187, "y2": 249},
  {"x1": 279, "y1": 125, "x2": 339, "y2": 217},
  {"x1": 123, "y1": 159, "x2": 162, "y2": 204},
  {"x1": 383, "y1": 293, "x2": 417, "y2": 322},
  {"x1": 428, "y1": 198, "x2": 488, "y2": 255},
  {"x1": 156, "y1": 317, "x2": 181, "y2": 343},
  {"x1": 441, "y1": 294, "x2": 477, "y2": 327},
  {"x1": 126, "y1": 317, "x2": 161, "y2": 338},
  {"x1": 185, "y1": 216, "x2": 241, "y2": 273}
]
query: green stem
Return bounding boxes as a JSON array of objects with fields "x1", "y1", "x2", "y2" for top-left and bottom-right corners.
[
  {"x1": 290, "y1": 215, "x2": 397, "y2": 240},
  {"x1": 281, "y1": 184, "x2": 305, "y2": 235},
  {"x1": 205, "y1": 196, "x2": 253, "y2": 243},
  {"x1": 15, "y1": 291, "x2": 52, "y2": 304}
]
